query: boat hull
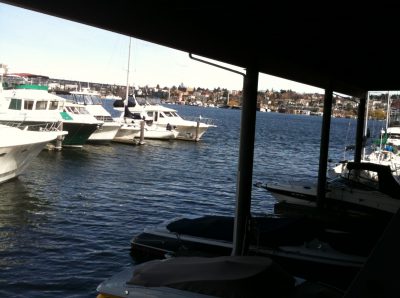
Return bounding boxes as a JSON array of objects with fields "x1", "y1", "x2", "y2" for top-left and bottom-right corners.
[
  {"x1": 112, "y1": 124, "x2": 140, "y2": 144},
  {"x1": 0, "y1": 120, "x2": 97, "y2": 148},
  {"x1": 174, "y1": 124, "x2": 209, "y2": 141},
  {"x1": 0, "y1": 126, "x2": 59, "y2": 183},
  {"x1": 133, "y1": 126, "x2": 179, "y2": 140},
  {"x1": 62, "y1": 122, "x2": 99, "y2": 147},
  {"x1": 265, "y1": 180, "x2": 399, "y2": 216},
  {"x1": 87, "y1": 122, "x2": 120, "y2": 144}
]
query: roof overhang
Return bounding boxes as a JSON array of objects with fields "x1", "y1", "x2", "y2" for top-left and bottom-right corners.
[{"x1": 2, "y1": 1, "x2": 399, "y2": 97}]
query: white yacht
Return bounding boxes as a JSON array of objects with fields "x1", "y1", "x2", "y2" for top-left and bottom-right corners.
[
  {"x1": 56, "y1": 89, "x2": 121, "y2": 144},
  {"x1": 113, "y1": 97, "x2": 215, "y2": 141},
  {"x1": 112, "y1": 105, "x2": 179, "y2": 144},
  {"x1": 0, "y1": 74, "x2": 101, "y2": 147},
  {"x1": 0, "y1": 124, "x2": 63, "y2": 184}
]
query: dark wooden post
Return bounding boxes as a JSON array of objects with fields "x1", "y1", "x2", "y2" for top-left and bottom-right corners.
[
  {"x1": 232, "y1": 66, "x2": 258, "y2": 256},
  {"x1": 316, "y1": 86, "x2": 333, "y2": 208},
  {"x1": 354, "y1": 94, "x2": 367, "y2": 163}
]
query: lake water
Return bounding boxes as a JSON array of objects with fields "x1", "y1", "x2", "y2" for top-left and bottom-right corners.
[{"x1": 0, "y1": 104, "x2": 384, "y2": 297}]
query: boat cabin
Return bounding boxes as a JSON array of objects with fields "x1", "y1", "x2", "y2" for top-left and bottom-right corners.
[{"x1": 0, "y1": 89, "x2": 65, "y2": 113}]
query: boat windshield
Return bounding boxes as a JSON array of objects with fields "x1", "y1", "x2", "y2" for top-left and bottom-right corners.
[
  {"x1": 71, "y1": 94, "x2": 103, "y2": 105},
  {"x1": 65, "y1": 106, "x2": 79, "y2": 114},
  {"x1": 89, "y1": 95, "x2": 103, "y2": 105},
  {"x1": 164, "y1": 112, "x2": 175, "y2": 117},
  {"x1": 72, "y1": 94, "x2": 86, "y2": 105}
]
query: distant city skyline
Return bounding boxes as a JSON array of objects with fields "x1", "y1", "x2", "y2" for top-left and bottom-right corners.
[{"x1": 0, "y1": 3, "x2": 323, "y2": 94}]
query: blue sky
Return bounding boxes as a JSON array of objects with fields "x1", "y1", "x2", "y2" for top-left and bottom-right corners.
[{"x1": 0, "y1": 3, "x2": 323, "y2": 93}]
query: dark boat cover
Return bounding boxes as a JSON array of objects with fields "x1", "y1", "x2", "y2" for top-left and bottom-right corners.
[
  {"x1": 128, "y1": 256, "x2": 295, "y2": 297},
  {"x1": 164, "y1": 215, "x2": 386, "y2": 256},
  {"x1": 167, "y1": 216, "x2": 321, "y2": 247}
]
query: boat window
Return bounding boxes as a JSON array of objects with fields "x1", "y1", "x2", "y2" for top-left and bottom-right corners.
[
  {"x1": 83, "y1": 95, "x2": 93, "y2": 105},
  {"x1": 57, "y1": 94, "x2": 73, "y2": 102},
  {"x1": 132, "y1": 113, "x2": 142, "y2": 119},
  {"x1": 49, "y1": 101, "x2": 58, "y2": 110},
  {"x1": 24, "y1": 100, "x2": 34, "y2": 110},
  {"x1": 66, "y1": 94, "x2": 74, "y2": 102},
  {"x1": 389, "y1": 134, "x2": 400, "y2": 140},
  {"x1": 159, "y1": 113, "x2": 165, "y2": 118},
  {"x1": 65, "y1": 106, "x2": 79, "y2": 114},
  {"x1": 91, "y1": 96, "x2": 103, "y2": 105},
  {"x1": 35, "y1": 101, "x2": 48, "y2": 110},
  {"x1": 172, "y1": 112, "x2": 179, "y2": 117},
  {"x1": 147, "y1": 111, "x2": 154, "y2": 117},
  {"x1": 9, "y1": 98, "x2": 22, "y2": 110},
  {"x1": 164, "y1": 112, "x2": 174, "y2": 117},
  {"x1": 73, "y1": 94, "x2": 85, "y2": 105},
  {"x1": 77, "y1": 107, "x2": 90, "y2": 114}
]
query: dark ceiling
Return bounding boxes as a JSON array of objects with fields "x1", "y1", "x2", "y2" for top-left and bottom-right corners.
[{"x1": 2, "y1": 1, "x2": 399, "y2": 97}]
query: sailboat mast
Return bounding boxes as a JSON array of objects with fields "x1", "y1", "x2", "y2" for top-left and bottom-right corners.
[
  {"x1": 125, "y1": 38, "x2": 131, "y2": 103},
  {"x1": 386, "y1": 91, "x2": 391, "y2": 130}
]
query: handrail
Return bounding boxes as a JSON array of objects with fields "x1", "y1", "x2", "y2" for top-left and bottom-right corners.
[{"x1": 189, "y1": 53, "x2": 245, "y2": 76}]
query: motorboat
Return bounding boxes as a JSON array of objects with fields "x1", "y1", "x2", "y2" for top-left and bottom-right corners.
[
  {"x1": 0, "y1": 124, "x2": 65, "y2": 184},
  {"x1": 128, "y1": 214, "x2": 383, "y2": 291},
  {"x1": 263, "y1": 162, "x2": 400, "y2": 218},
  {"x1": 0, "y1": 73, "x2": 101, "y2": 148},
  {"x1": 56, "y1": 89, "x2": 121, "y2": 144},
  {"x1": 97, "y1": 255, "x2": 343, "y2": 298},
  {"x1": 113, "y1": 97, "x2": 215, "y2": 141}
]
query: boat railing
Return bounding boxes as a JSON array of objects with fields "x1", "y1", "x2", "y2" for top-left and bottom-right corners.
[
  {"x1": 183, "y1": 115, "x2": 216, "y2": 126},
  {"x1": 3, "y1": 121, "x2": 63, "y2": 132},
  {"x1": 95, "y1": 115, "x2": 115, "y2": 122}
]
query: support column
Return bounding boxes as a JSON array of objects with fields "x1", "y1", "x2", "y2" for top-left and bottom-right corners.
[
  {"x1": 354, "y1": 94, "x2": 367, "y2": 163},
  {"x1": 316, "y1": 86, "x2": 333, "y2": 209},
  {"x1": 232, "y1": 66, "x2": 258, "y2": 256}
]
